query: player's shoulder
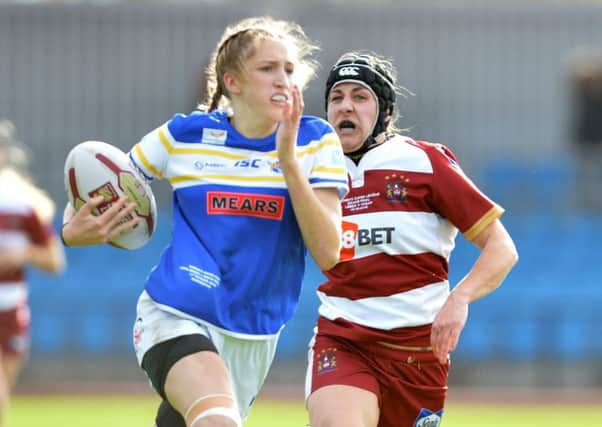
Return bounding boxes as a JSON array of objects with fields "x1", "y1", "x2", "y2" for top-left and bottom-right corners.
[
  {"x1": 0, "y1": 170, "x2": 39, "y2": 216},
  {"x1": 0, "y1": 195, "x2": 33, "y2": 216},
  {"x1": 298, "y1": 115, "x2": 337, "y2": 145},
  {"x1": 404, "y1": 137, "x2": 459, "y2": 163},
  {"x1": 166, "y1": 110, "x2": 229, "y2": 143}
]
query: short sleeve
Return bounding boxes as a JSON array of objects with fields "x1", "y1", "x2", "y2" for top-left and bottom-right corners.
[
  {"x1": 308, "y1": 129, "x2": 349, "y2": 199},
  {"x1": 428, "y1": 144, "x2": 504, "y2": 241},
  {"x1": 24, "y1": 206, "x2": 53, "y2": 245},
  {"x1": 128, "y1": 122, "x2": 173, "y2": 181}
]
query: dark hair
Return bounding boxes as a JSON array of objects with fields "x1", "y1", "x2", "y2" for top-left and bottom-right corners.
[{"x1": 325, "y1": 51, "x2": 413, "y2": 137}]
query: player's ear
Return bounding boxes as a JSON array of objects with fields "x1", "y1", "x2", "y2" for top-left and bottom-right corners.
[{"x1": 223, "y1": 71, "x2": 241, "y2": 95}]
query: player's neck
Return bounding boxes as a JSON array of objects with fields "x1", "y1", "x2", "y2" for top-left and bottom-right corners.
[{"x1": 229, "y1": 111, "x2": 278, "y2": 139}]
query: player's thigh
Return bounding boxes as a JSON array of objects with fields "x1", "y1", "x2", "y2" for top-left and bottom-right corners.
[
  {"x1": 308, "y1": 384, "x2": 379, "y2": 427},
  {"x1": 0, "y1": 352, "x2": 24, "y2": 389},
  {"x1": 216, "y1": 332, "x2": 279, "y2": 419},
  {"x1": 164, "y1": 350, "x2": 234, "y2": 415},
  {"x1": 0, "y1": 305, "x2": 29, "y2": 388},
  {"x1": 306, "y1": 334, "x2": 380, "y2": 427}
]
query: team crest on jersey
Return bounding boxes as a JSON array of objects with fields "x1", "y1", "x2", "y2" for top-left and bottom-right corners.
[
  {"x1": 201, "y1": 128, "x2": 227, "y2": 145},
  {"x1": 385, "y1": 174, "x2": 409, "y2": 202},
  {"x1": 413, "y1": 408, "x2": 443, "y2": 427},
  {"x1": 317, "y1": 348, "x2": 338, "y2": 374}
]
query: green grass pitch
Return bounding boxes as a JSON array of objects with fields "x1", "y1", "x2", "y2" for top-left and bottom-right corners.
[{"x1": 7, "y1": 394, "x2": 602, "y2": 426}]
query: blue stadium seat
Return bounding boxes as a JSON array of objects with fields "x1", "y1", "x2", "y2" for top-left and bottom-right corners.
[
  {"x1": 30, "y1": 313, "x2": 67, "y2": 355},
  {"x1": 482, "y1": 157, "x2": 576, "y2": 213},
  {"x1": 77, "y1": 313, "x2": 114, "y2": 354}
]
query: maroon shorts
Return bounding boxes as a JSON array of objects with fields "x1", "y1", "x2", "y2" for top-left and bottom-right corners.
[
  {"x1": 0, "y1": 303, "x2": 30, "y2": 356},
  {"x1": 308, "y1": 333, "x2": 449, "y2": 427}
]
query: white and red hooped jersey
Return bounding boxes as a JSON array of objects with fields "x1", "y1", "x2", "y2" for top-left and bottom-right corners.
[
  {"x1": 0, "y1": 195, "x2": 52, "y2": 311},
  {"x1": 129, "y1": 110, "x2": 348, "y2": 338},
  {"x1": 317, "y1": 134, "x2": 503, "y2": 336}
]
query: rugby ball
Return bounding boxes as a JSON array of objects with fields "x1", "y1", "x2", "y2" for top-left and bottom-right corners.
[{"x1": 64, "y1": 140, "x2": 157, "y2": 250}]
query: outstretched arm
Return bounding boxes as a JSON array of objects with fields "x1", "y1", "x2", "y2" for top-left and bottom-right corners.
[
  {"x1": 0, "y1": 227, "x2": 65, "y2": 276},
  {"x1": 61, "y1": 195, "x2": 140, "y2": 247},
  {"x1": 430, "y1": 219, "x2": 519, "y2": 364}
]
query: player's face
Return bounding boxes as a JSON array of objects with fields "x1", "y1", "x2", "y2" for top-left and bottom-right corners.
[
  {"x1": 237, "y1": 38, "x2": 296, "y2": 123},
  {"x1": 327, "y1": 83, "x2": 378, "y2": 153}
]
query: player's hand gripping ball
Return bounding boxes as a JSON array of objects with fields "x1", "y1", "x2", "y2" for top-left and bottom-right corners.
[{"x1": 64, "y1": 141, "x2": 157, "y2": 249}]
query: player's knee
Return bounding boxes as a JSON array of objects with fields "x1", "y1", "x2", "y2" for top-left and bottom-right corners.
[{"x1": 185, "y1": 394, "x2": 242, "y2": 427}]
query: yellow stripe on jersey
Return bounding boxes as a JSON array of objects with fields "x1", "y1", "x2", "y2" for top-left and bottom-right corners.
[
  {"x1": 169, "y1": 174, "x2": 286, "y2": 185},
  {"x1": 158, "y1": 127, "x2": 175, "y2": 154},
  {"x1": 158, "y1": 128, "x2": 340, "y2": 162},
  {"x1": 170, "y1": 146, "x2": 248, "y2": 160},
  {"x1": 134, "y1": 145, "x2": 164, "y2": 179},
  {"x1": 312, "y1": 165, "x2": 347, "y2": 175},
  {"x1": 464, "y1": 205, "x2": 505, "y2": 241},
  {"x1": 297, "y1": 135, "x2": 341, "y2": 157}
]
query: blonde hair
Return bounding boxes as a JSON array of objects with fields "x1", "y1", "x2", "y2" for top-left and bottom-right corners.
[
  {"x1": 0, "y1": 119, "x2": 55, "y2": 222},
  {"x1": 199, "y1": 16, "x2": 319, "y2": 112}
]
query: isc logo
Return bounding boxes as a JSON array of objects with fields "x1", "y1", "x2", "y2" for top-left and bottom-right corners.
[
  {"x1": 338, "y1": 66, "x2": 360, "y2": 76},
  {"x1": 234, "y1": 159, "x2": 262, "y2": 168},
  {"x1": 340, "y1": 221, "x2": 394, "y2": 261}
]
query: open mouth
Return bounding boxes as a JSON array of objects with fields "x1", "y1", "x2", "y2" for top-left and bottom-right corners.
[
  {"x1": 338, "y1": 120, "x2": 357, "y2": 133},
  {"x1": 271, "y1": 94, "x2": 288, "y2": 103}
]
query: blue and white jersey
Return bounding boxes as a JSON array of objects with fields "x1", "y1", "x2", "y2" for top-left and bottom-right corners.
[{"x1": 129, "y1": 110, "x2": 348, "y2": 338}]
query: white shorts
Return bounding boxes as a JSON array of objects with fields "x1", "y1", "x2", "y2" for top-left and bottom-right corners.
[{"x1": 133, "y1": 290, "x2": 279, "y2": 418}]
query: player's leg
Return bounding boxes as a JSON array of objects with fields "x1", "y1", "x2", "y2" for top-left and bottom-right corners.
[
  {"x1": 0, "y1": 305, "x2": 29, "y2": 427},
  {"x1": 375, "y1": 346, "x2": 448, "y2": 427},
  {"x1": 214, "y1": 329, "x2": 279, "y2": 420},
  {"x1": 133, "y1": 292, "x2": 241, "y2": 427},
  {"x1": 163, "y1": 350, "x2": 240, "y2": 427},
  {"x1": 0, "y1": 350, "x2": 8, "y2": 427},
  {"x1": 308, "y1": 385, "x2": 379, "y2": 427},
  {"x1": 0, "y1": 352, "x2": 25, "y2": 427},
  {"x1": 305, "y1": 334, "x2": 379, "y2": 427}
]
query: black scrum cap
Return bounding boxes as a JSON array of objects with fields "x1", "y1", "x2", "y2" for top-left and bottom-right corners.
[{"x1": 325, "y1": 54, "x2": 396, "y2": 137}]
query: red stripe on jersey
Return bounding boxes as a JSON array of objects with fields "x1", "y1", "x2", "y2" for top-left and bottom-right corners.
[
  {"x1": 321, "y1": 252, "x2": 448, "y2": 300},
  {"x1": 0, "y1": 204, "x2": 51, "y2": 283}
]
